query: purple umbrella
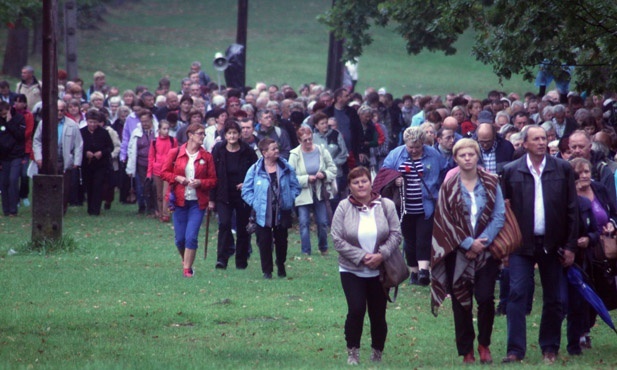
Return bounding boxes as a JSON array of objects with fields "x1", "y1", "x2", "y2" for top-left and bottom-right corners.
[{"x1": 567, "y1": 264, "x2": 617, "y2": 334}]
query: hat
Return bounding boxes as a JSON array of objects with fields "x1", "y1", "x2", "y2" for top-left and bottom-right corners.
[
  {"x1": 478, "y1": 110, "x2": 493, "y2": 124},
  {"x1": 378, "y1": 87, "x2": 387, "y2": 95}
]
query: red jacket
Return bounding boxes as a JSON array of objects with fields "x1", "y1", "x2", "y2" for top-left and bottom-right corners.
[
  {"x1": 161, "y1": 145, "x2": 217, "y2": 210},
  {"x1": 147, "y1": 136, "x2": 176, "y2": 177}
]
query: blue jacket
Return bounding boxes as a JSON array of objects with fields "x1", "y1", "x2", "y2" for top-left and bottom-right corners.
[
  {"x1": 242, "y1": 157, "x2": 301, "y2": 227},
  {"x1": 382, "y1": 144, "x2": 446, "y2": 218}
]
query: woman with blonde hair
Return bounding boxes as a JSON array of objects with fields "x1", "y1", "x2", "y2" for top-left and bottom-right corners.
[{"x1": 432, "y1": 138, "x2": 505, "y2": 364}]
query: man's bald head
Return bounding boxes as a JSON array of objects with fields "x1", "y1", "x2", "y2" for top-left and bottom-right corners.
[{"x1": 442, "y1": 116, "x2": 458, "y2": 131}]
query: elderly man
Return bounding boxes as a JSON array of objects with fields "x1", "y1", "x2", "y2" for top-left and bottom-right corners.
[
  {"x1": 240, "y1": 117, "x2": 261, "y2": 158},
  {"x1": 189, "y1": 61, "x2": 211, "y2": 86},
  {"x1": 323, "y1": 87, "x2": 362, "y2": 167},
  {"x1": 501, "y1": 125, "x2": 578, "y2": 364},
  {"x1": 255, "y1": 109, "x2": 291, "y2": 160},
  {"x1": 569, "y1": 129, "x2": 617, "y2": 204},
  {"x1": 155, "y1": 91, "x2": 179, "y2": 121},
  {"x1": 15, "y1": 66, "x2": 42, "y2": 112},
  {"x1": 32, "y1": 100, "x2": 83, "y2": 212},
  {"x1": 476, "y1": 123, "x2": 515, "y2": 175},
  {"x1": 552, "y1": 104, "x2": 577, "y2": 139}
]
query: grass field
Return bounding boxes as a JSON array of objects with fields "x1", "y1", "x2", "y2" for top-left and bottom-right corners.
[
  {"x1": 2, "y1": 203, "x2": 617, "y2": 369},
  {"x1": 0, "y1": 0, "x2": 535, "y2": 99}
]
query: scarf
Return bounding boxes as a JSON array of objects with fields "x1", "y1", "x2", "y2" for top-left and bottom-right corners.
[{"x1": 431, "y1": 168, "x2": 498, "y2": 316}]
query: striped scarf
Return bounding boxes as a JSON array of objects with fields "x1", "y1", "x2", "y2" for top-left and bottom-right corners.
[{"x1": 430, "y1": 168, "x2": 498, "y2": 316}]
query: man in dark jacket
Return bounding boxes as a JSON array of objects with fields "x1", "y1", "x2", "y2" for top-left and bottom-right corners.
[
  {"x1": 501, "y1": 125, "x2": 578, "y2": 364},
  {"x1": 476, "y1": 123, "x2": 515, "y2": 176},
  {"x1": 0, "y1": 101, "x2": 26, "y2": 216},
  {"x1": 323, "y1": 88, "x2": 362, "y2": 168}
]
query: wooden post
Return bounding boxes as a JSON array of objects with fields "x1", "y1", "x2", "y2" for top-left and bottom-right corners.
[
  {"x1": 64, "y1": 0, "x2": 78, "y2": 80},
  {"x1": 236, "y1": 0, "x2": 248, "y2": 89},
  {"x1": 33, "y1": 0, "x2": 63, "y2": 243}
]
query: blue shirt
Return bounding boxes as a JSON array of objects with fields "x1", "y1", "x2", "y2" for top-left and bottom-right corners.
[{"x1": 459, "y1": 179, "x2": 506, "y2": 250}]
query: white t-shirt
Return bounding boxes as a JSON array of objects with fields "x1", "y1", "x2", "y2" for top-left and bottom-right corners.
[{"x1": 184, "y1": 151, "x2": 199, "y2": 201}]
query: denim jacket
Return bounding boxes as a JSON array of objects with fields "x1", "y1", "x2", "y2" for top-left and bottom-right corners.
[
  {"x1": 242, "y1": 157, "x2": 301, "y2": 227},
  {"x1": 458, "y1": 179, "x2": 506, "y2": 250},
  {"x1": 382, "y1": 144, "x2": 447, "y2": 218}
]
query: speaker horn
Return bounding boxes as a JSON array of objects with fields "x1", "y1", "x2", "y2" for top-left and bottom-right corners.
[{"x1": 213, "y1": 52, "x2": 228, "y2": 72}]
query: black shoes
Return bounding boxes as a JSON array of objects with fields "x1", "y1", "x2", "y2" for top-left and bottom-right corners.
[
  {"x1": 263, "y1": 272, "x2": 272, "y2": 279},
  {"x1": 418, "y1": 269, "x2": 430, "y2": 286}
]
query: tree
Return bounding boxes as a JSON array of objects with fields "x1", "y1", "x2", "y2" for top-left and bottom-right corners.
[
  {"x1": 320, "y1": 0, "x2": 617, "y2": 93},
  {"x1": 0, "y1": 0, "x2": 41, "y2": 77}
]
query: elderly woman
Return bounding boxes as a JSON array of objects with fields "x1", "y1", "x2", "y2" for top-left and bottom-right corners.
[
  {"x1": 569, "y1": 157, "x2": 617, "y2": 353},
  {"x1": 289, "y1": 126, "x2": 337, "y2": 255},
  {"x1": 161, "y1": 123, "x2": 217, "y2": 277},
  {"x1": 242, "y1": 138, "x2": 301, "y2": 279},
  {"x1": 431, "y1": 138, "x2": 505, "y2": 364},
  {"x1": 331, "y1": 166, "x2": 402, "y2": 365},
  {"x1": 382, "y1": 126, "x2": 446, "y2": 285},
  {"x1": 357, "y1": 105, "x2": 378, "y2": 168},
  {"x1": 80, "y1": 109, "x2": 113, "y2": 216}
]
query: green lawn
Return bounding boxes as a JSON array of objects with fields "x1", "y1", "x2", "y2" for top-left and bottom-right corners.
[
  {"x1": 1, "y1": 0, "x2": 535, "y2": 99},
  {"x1": 1, "y1": 202, "x2": 617, "y2": 369}
]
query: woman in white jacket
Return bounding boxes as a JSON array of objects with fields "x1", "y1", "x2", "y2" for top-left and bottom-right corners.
[{"x1": 288, "y1": 126, "x2": 336, "y2": 255}]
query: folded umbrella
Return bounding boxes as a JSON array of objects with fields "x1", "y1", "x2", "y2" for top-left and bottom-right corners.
[{"x1": 566, "y1": 264, "x2": 617, "y2": 334}]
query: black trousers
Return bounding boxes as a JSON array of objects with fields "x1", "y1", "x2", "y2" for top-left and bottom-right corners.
[
  {"x1": 340, "y1": 272, "x2": 388, "y2": 351},
  {"x1": 83, "y1": 166, "x2": 106, "y2": 215},
  {"x1": 401, "y1": 213, "x2": 434, "y2": 267},
  {"x1": 255, "y1": 224, "x2": 288, "y2": 274},
  {"x1": 446, "y1": 251, "x2": 500, "y2": 356},
  {"x1": 216, "y1": 197, "x2": 251, "y2": 268}
]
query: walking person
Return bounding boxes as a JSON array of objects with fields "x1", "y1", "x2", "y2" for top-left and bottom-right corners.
[
  {"x1": 382, "y1": 126, "x2": 446, "y2": 285},
  {"x1": 0, "y1": 101, "x2": 26, "y2": 216},
  {"x1": 288, "y1": 127, "x2": 337, "y2": 255},
  {"x1": 148, "y1": 120, "x2": 177, "y2": 222},
  {"x1": 331, "y1": 166, "x2": 402, "y2": 365},
  {"x1": 501, "y1": 125, "x2": 578, "y2": 364},
  {"x1": 431, "y1": 139, "x2": 505, "y2": 364},
  {"x1": 161, "y1": 123, "x2": 217, "y2": 277},
  {"x1": 127, "y1": 110, "x2": 157, "y2": 215},
  {"x1": 80, "y1": 109, "x2": 113, "y2": 216},
  {"x1": 210, "y1": 120, "x2": 258, "y2": 269},
  {"x1": 242, "y1": 138, "x2": 301, "y2": 279}
]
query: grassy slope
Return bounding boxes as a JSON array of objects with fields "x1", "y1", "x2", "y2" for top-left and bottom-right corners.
[
  {"x1": 2, "y1": 204, "x2": 616, "y2": 369},
  {"x1": 1, "y1": 0, "x2": 534, "y2": 99}
]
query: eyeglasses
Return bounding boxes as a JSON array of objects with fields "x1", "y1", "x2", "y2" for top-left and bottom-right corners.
[
  {"x1": 229, "y1": 103, "x2": 240, "y2": 107},
  {"x1": 302, "y1": 138, "x2": 313, "y2": 143},
  {"x1": 192, "y1": 132, "x2": 206, "y2": 136}
]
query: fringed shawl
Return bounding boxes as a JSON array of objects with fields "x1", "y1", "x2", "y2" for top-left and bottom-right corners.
[{"x1": 431, "y1": 168, "x2": 498, "y2": 316}]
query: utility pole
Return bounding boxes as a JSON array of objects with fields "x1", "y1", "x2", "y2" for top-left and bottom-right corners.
[{"x1": 32, "y1": 0, "x2": 63, "y2": 243}]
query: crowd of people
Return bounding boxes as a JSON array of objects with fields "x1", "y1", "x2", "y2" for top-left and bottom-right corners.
[{"x1": 2, "y1": 61, "x2": 617, "y2": 366}]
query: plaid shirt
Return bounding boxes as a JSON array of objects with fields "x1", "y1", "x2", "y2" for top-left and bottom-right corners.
[{"x1": 481, "y1": 141, "x2": 498, "y2": 174}]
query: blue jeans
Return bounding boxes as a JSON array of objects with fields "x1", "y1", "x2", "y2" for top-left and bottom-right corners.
[
  {"x1": 0, "y1": 158, "x2": 22, "y2": 215},
  {"x1": 173, "y1": 200, "x2": 205, "y2": 251},
  {"x1": 298, "y1": 200, "x2": 328, "y2": 255},
  {"x1": 506, "y1": 248, "x2": 564, "y2": 358}
]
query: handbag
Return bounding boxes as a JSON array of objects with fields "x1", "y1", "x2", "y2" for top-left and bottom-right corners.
[
  {"x1": 379, "y1": 246, "x2": 410, "y2": 303},
  {"x1": 246, "y1": 210, "x2": 257, "y2": 235},
  {"x1": 598, "y1": 234, "x2": 617, "y2": 260},
  {"x1": 488, "y1": 199, "x2": 522, "y2": 259}
]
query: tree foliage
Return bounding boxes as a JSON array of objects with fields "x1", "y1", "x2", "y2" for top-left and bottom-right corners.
[{"x1": 320, "y1": 0, "x2": 617, "y2": 93}]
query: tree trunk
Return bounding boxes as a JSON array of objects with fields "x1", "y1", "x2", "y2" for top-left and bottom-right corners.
[
  {"x1": 1, "y1": 18, "x2": 30, "y2": 78},
  {"x1": 31, "y1": 17, "x2": 43, "y2": 56}
]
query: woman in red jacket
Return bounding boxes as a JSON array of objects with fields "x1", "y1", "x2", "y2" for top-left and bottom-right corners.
[
  {"x1": 147, "y1": 120, "x2": 176, "y2": 222},
  {"x1": 162, "y1": 123, "x2": 217, "y2": 277}
]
